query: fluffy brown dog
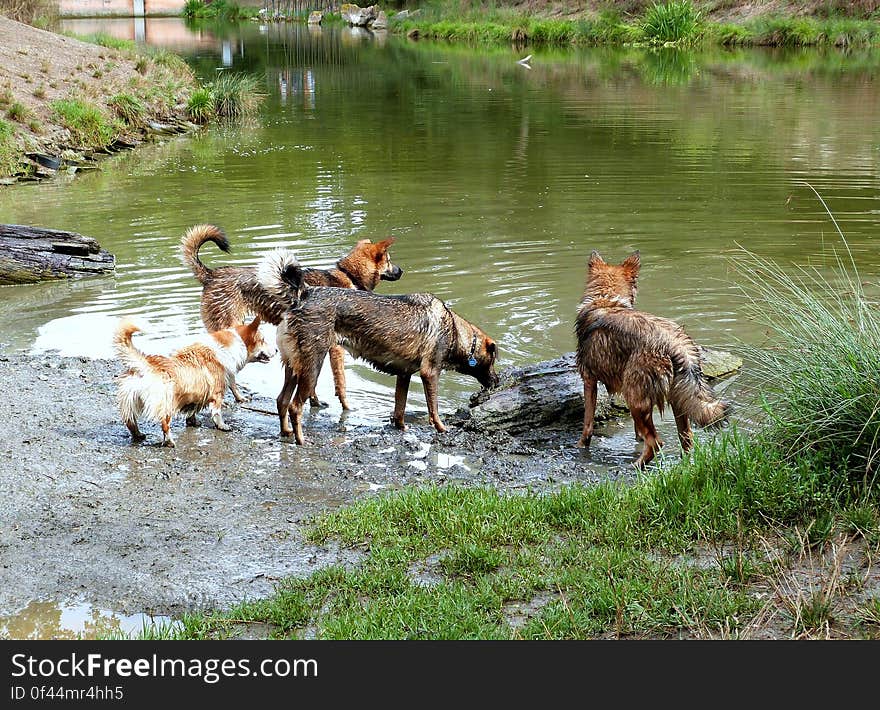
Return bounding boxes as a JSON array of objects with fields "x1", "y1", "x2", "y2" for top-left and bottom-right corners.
[
  {"x1": 575, "y1": 250, "x2": 729, "y2": 468},
  {"x1": 114, "y1": 317, "x2": 275, "y2": 447},
  {"x1": 180, "y1": 224, "x2": 403, "y2": 409},
  {"x1": 257, "y1": 249, "x2": 499, "y2": 445}
]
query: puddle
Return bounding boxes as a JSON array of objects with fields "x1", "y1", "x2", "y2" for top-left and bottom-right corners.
[{"x1": 0, "y1": 600, "x2": 178, "y2": 640}]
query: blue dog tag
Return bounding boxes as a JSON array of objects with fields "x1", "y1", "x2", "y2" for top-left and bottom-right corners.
[{"x1": 468, "y1": 356, "x2": 477, "y2": 367}]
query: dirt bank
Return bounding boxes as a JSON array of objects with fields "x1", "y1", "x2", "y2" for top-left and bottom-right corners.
[
  {"x1": 0, "y1": 16, "x2": 198, "y2": 181},
  {"x1": 0, "y1": 348, "x2": 635, "y2": 622}
]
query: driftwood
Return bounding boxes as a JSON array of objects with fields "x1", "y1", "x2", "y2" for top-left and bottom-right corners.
[
  {"x1": 466, "y1": 347, "x2": 742, "y2": 434},
  {"x1": 0, "y1": 224, "x2": 115, "y2": 285}
]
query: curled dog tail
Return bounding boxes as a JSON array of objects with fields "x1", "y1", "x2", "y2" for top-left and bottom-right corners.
[
  {"x1": 257, "y1": 248, "x2": 305, "y2": 313},
  {"x1": 669, "y1": 350, "x2": 731, "y2": 428},
  {"x1": 180, "y1": 224, "x2": 230, "y2": 284},
  {"x1": 113, "y1": 319, "x2": 150, "y2": 374}
]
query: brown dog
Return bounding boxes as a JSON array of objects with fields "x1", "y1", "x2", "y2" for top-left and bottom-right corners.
[
  {"x1": 257, "y1": 249, "x2": 499, "y2": 444},
  {"x1": 114, "y1": 316, "x2": 275, "y2": 447},
  {"x1": 575, "y1": 250, "x2": 729, "y2": 468},
  {"x1": 180, "y1": 223, "x2": 403, "y2": 408}
]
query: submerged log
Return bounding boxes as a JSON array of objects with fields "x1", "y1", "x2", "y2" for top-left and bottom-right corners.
[
  {"x1": 0, "y1": 224, "x2": 115, "y2": 285},
  {"x1": 466, "y1": 348, "x2": 742, "y2": 434}
]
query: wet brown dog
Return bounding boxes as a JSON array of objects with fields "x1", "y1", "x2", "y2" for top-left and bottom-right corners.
[
  {"x1": 575, "y1": 250, "x2": 729, "y2": 468},
  {"x1": 180, "y1": 223, "x2": 403, "y2": 408},
  {"x1": 258, "y1": 249, "x2": 499, "y2": 444}
]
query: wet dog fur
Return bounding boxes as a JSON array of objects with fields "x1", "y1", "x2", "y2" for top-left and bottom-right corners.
[
  {"x1": 257, "y1": 249, "x2": 500, "y2": 444},
  {"x1": 575, "y1": 250, "x2": 730, "y2": 468},
  {"x1": 114, "y1": 317, "x2": 275, "y2": 447},
  {"x1": 180, "y1": 224, "x2": 403, "y2": 409}
]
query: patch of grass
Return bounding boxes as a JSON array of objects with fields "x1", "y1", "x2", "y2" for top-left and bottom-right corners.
[
  {"x1": 70, "y1": 31, "x2": 138, "y2": 52},
  {"x1": 32, "y1": 84, "x2": 46, "y2": 99},
  {"x1": 108, "y1": 93, "x2": 144, "y2": 126},
  {"x1": 149, "y1": 49, "x2": 191, "y2": 75},
  {"x1": 134, "y1": 57, "x2": 149, "y2": 75},
  {"x1": 0, "y1": 0, "x2": 59, "y2": 28},
  {"x1": 185, "y1": 86, "x2": 215, "y2": 123},
  {"x1": 0, "y1": 118, "x2": 24, "y2": 177},
  {"x1": 27, "y1": 119, "x2": 42, "y2": 134},
  {"x1": 182, "y1": 0, "x2": 257, "y2": 21},
  {"x1": 210, "y1": 73, "x2": 264, "y2": 119},
  {"x1": 641, "y1": 1, "x2": 703, "y2": 44},
  {"x1": 6, "y1": 102, "x2": 31, "y2": 122},
  {"x1": 50, "y1": 97, "x2": 119, "y2": 148}
]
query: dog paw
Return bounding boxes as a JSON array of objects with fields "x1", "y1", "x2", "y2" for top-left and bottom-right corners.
[
  {"x1": 162, "y1": 439, "x2": 176, "y2": 448},
  {"x1": 216, "y1": 423, "x2": 232, "y2": 432},
  {"x1": 576, "y1": 436, "x2": 591, "y2": 449}
]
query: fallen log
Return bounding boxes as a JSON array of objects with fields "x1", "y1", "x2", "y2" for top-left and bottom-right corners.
[
  {"x1": 466, "y1": 347, "x2": 742, "y2": 434},
  {"x1": 0, "y1": 224, "x2": 115, "y2": 285}
]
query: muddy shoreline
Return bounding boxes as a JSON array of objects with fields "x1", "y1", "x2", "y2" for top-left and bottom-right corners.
[{"x1": 0, "y1": 348, "x2": 638, "y2": 622}]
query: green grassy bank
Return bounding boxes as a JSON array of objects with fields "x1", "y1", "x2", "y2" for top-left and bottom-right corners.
[{"x1": 391, "y1": 1, "x2": 880, "y2": 48}]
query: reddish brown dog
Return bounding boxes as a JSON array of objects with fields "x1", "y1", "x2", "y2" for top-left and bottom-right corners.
[
  {"x1": 575, "y1": 250, "x2": 729, "y2": 468},
  {"x1": 181, "y1": 223, "x2": 403, "y2": 409}
]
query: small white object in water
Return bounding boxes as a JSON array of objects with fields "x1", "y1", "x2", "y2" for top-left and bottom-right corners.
[{"x1": 517, "y1": 55, "x2": 532, "y2": 69}]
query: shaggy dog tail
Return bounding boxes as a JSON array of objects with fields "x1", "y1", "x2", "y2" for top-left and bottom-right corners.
[
  {"x1": 180, "y1": 224, "x2": 230, "y2": 285},
  {"x1": 113, "y1": 319, "x2": 151, "y2": 374},
  {"x1": 256, "y1": 248, "x2": 305, "y2": 312},
  {"x1": 668, "y1": 351, "x2": 731, "y2": 428}
]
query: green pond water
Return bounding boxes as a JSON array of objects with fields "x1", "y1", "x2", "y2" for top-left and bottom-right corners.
[{"x1": 2, "y1": 18, "x2": 879, "y2": 423}]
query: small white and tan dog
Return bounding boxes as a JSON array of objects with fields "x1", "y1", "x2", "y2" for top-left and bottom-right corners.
[{"x1": 113, "y1": 317, "x2": 275, "y2": 447}]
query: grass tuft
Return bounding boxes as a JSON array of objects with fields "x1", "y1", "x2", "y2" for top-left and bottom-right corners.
[
  {"x1": 641, "y1": 1, "x2": 703, "y2": 44},
  {"x1": 50, "y1": 97, "x2": 119, "y2": 148},
  {"x1": 108, "y1": 93, "x2": 145, "y2": 126}
]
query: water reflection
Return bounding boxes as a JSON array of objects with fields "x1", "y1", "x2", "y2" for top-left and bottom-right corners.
[{"x1": 0, "y1": 600, "x2": 175, "y2": 640}]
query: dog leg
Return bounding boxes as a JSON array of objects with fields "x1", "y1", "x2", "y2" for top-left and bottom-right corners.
[
  {"x1": 277, "y1": 363, "x2": 298, "y2": 438},
  {"x1": 420, "y1": 367, "x2": 446, "y2": 433},
  {"x1": 673, "y1": 406, "x2": 693, "y2": 453},
  {"x1": 292, "y1": 362, "x2": 321, "y2": 446},
  {"x1": 124, "y1": 419, "x2": 146, "y2": 443},
  {"x1": 185, "y1": 414, "x2": 200, "y2": 427},
  {"x1": 210, "y1": 396, "x2": 232, "y2": 432},
  {"x1": 329, "y1": 345, "x2": 351, "y2": 410},
  {"x1": 160, "y1": 417, "x2": 175, "y2": 448},
  {"x1": 229, "y1": 375, "x2": 248, "y2": 404},
  {"x1": 577, "y1": 376, "x2": 598, "y2": 448},
  {"x1": 632, "y1": 407, "x2": 662, "y2": 469},
  {"x1": 392, "y1": 373, "x2": 411, "y2": 430}
]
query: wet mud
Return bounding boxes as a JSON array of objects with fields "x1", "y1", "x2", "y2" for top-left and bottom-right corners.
[{"x1": 0, "y1": 349, "x2": 640, "y2": 630}]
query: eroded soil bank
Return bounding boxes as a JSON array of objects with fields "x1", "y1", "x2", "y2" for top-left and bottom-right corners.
[{"x1": 0, "y1": 349, "x2": 633, "y2": 622}]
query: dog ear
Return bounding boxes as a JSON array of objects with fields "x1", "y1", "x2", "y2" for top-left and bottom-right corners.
[
  {"x1": 621, "y1": 250, "x2": 641, "y2": 276},
  {"x1": 376, "y1": 236, "x2": 396, "y2": 250},
  {"x1": 248, "y1": 315, "x2": 262, "y2": 330},
  {"x1": 588, "y1": 250, "x2": 605, "y2": 268},
  {"x1": 485, "y1": 339, "x2": 497, "y2": 358}
]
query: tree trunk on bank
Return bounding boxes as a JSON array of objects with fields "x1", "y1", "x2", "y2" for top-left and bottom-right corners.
[{"x1": 0, "y1": 224, "x2": 115, "y2": 285}]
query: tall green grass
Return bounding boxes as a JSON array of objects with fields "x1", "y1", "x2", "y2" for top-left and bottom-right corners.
[
  {"x1": 210, "y1": 73, "x2": 264, "y2": 119},
  {"x1": 733, "y1": 195, "x2": 880, "y2": 481},
  {"x1": 0, "y1": 118, "x2": 23, "y2": 177},
  {"x1": 50, "y1": 97, "x2": 120, "y2": 148},
  {"x1": 641, "y1": 1, "x2": 703, "y2": 44},
  {"x1": 182, "y1": 0, "x2": 258, "y2": 21}
]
